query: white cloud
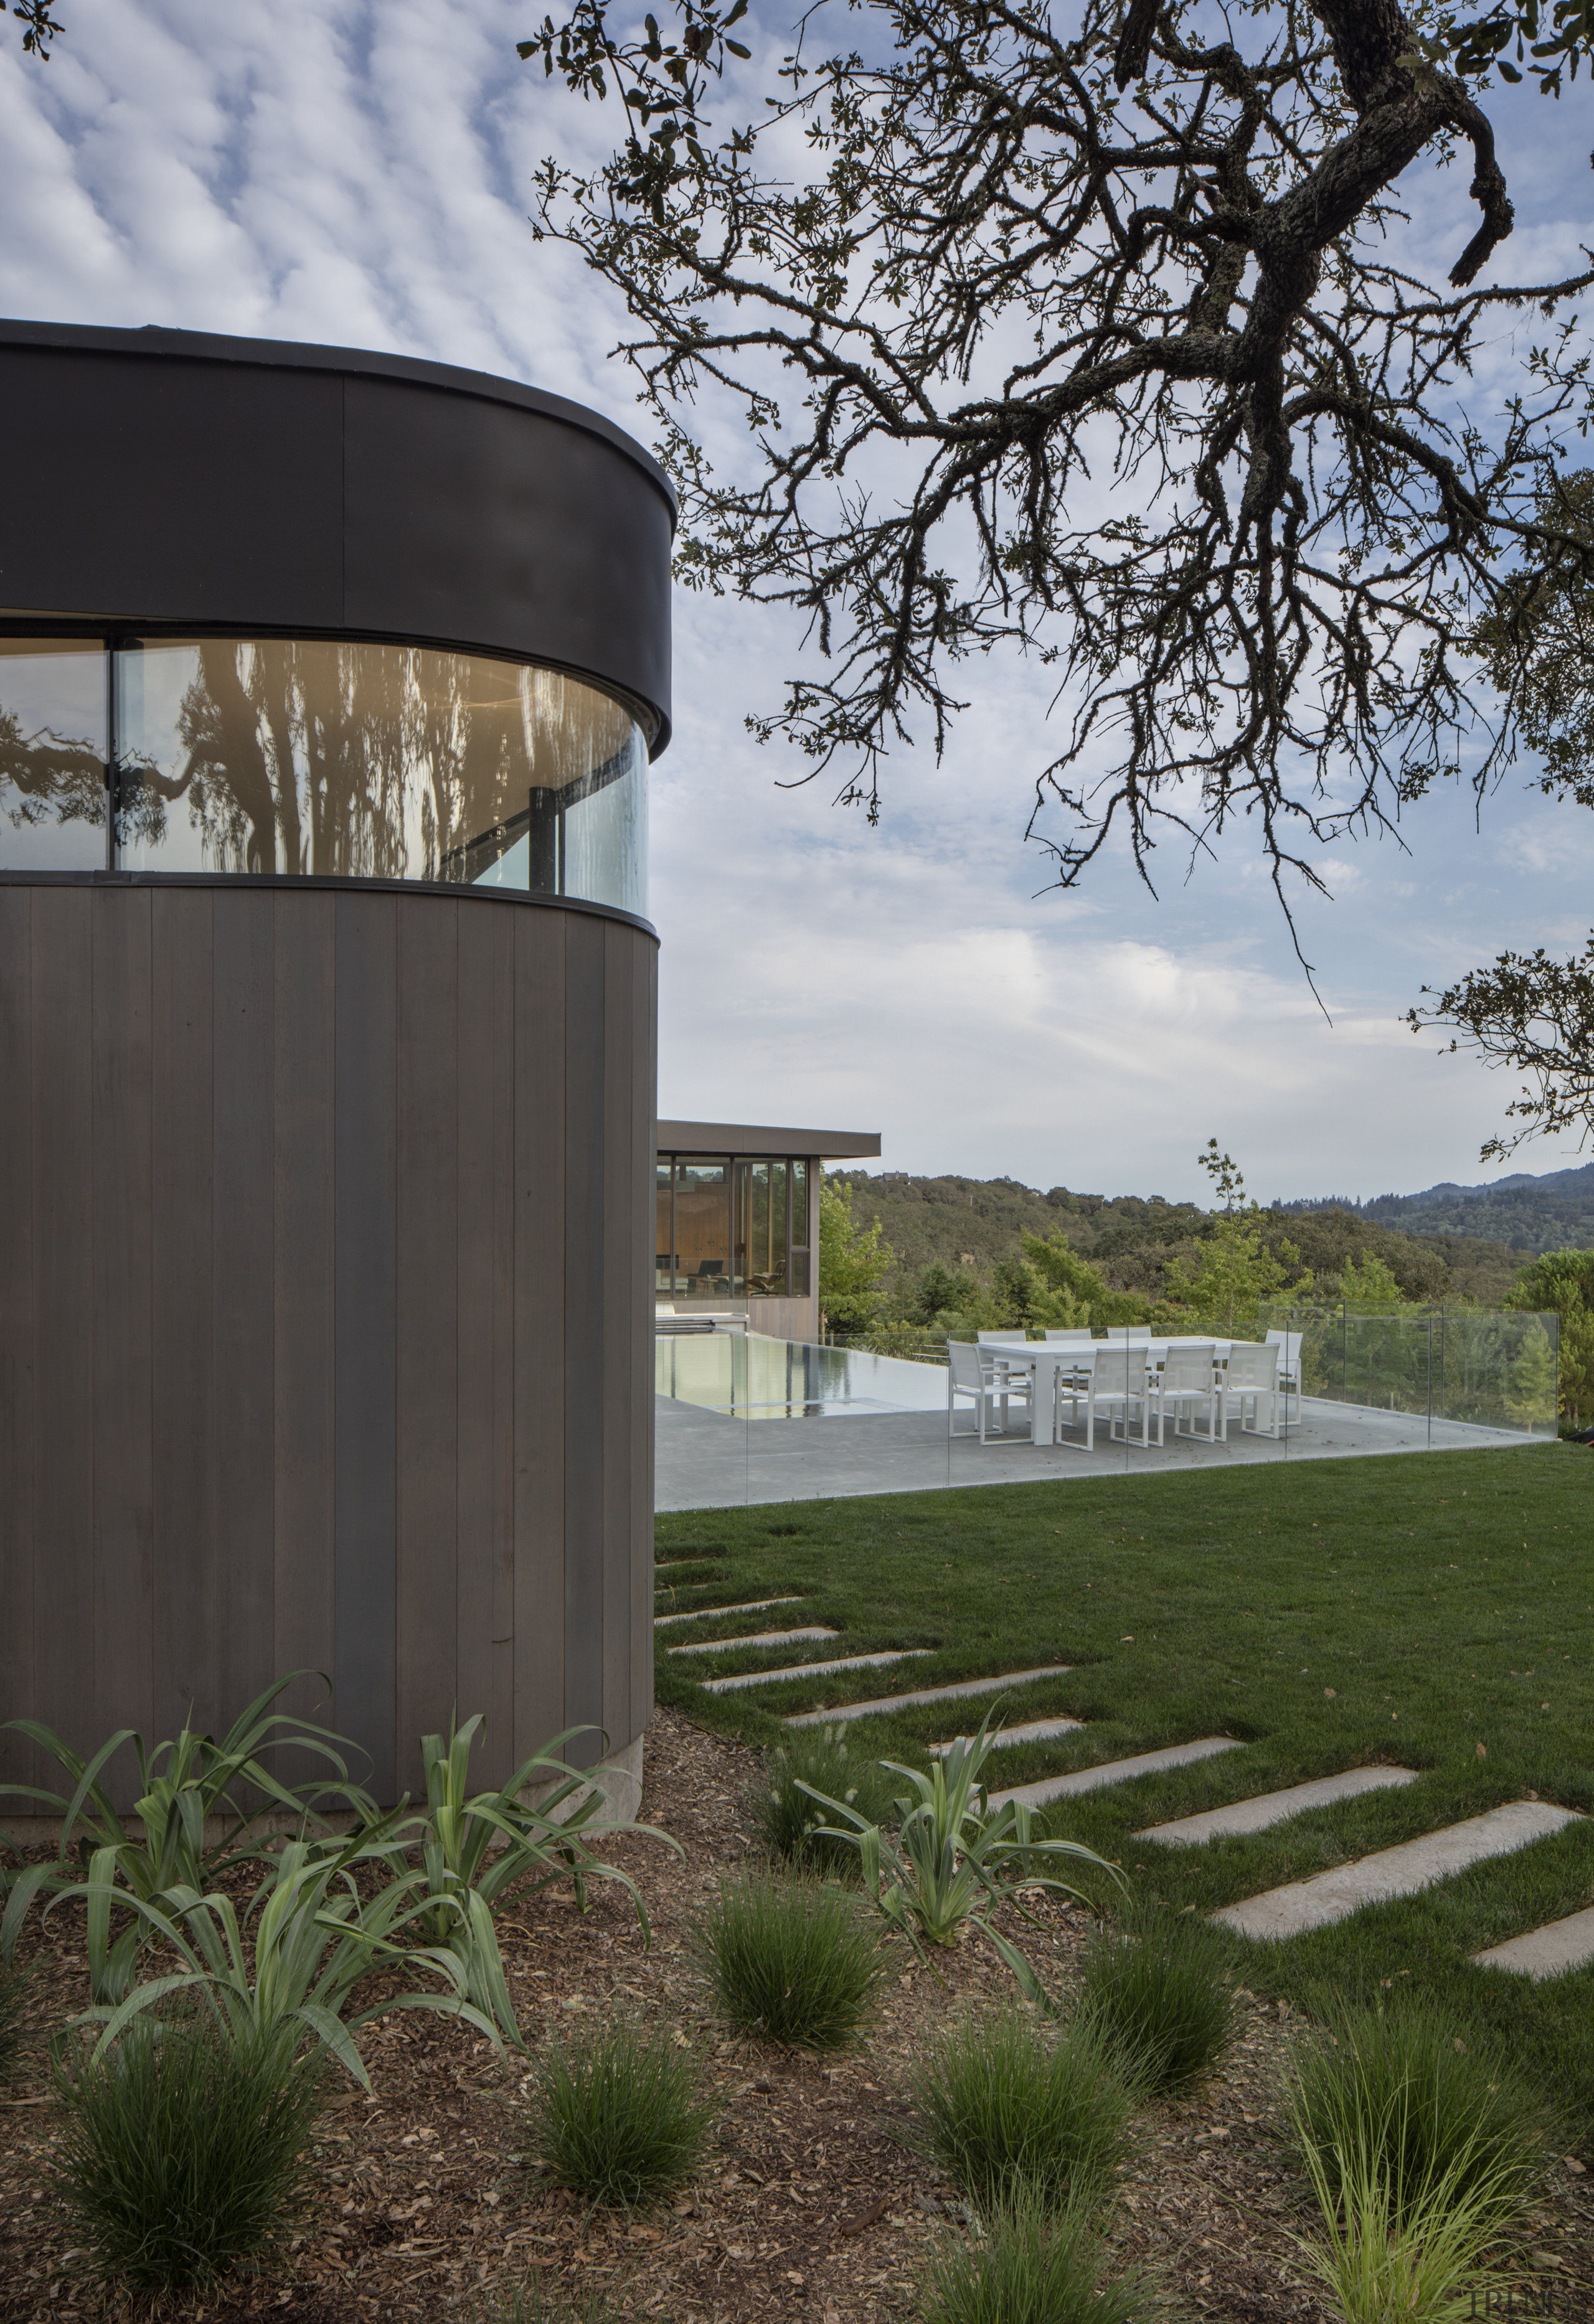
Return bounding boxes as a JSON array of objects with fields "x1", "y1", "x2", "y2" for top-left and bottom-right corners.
[{"x1": 3, "y1": 3, "x2": 1594, "y2": 1205}]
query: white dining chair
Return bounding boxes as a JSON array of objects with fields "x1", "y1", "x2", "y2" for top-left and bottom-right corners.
[
  {"x1": 1042, "y1": 1327, "x2": 1098, "y2": 1342},
  {"x1": 947, "y1": 1340, "x2": 1034, "y2": 1442},
  {"x1": 1222, "y1": 1341, "x2": 1281, "y2": 1438},
  {"x1": 1085, "y1": 1344, "x2": 1153, "y2": 1451},
  {"x1": 1154, "y1": 1343, "x2": 1221, "y2": 1442},
  {"x1": 1265, "y1": 1329, "x2": 1303, "y2": 1419}
]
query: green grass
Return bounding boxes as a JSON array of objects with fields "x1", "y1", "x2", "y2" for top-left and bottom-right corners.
[
  {"x1": 911, "y1": 2006, "x2": 1139, "y2": 2216},
  {"x1": 52, "y1": 2015, "x2": 326, "y2": 2292},
  {"x1": 1286, "y1": 2000, "x2": 1555, "y2": 2232},
  {"x1": 692, "y1": 1870, "x2": 885, "y2": 2049},
  {"x1": 920, "y1": 2193, "x2": 1166, "y2": 2324},
  {"x1": 655, "y1": 1446, "x2": 1594, "y2": 2131},
  {"x1": 751, "y1": 1722, "x2": 903, "y2": 1876},
  {"x1": 524, "y1": 2017, "x2": 715, "y2": 2211},
  {"x1": 1077, "y1": 1898, "x2": 1238, "y2": 2095}
]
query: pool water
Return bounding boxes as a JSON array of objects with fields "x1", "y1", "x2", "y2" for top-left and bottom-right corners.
[{"x1": 656, "y1": 1331, "x2": 948, "y2": 1419}]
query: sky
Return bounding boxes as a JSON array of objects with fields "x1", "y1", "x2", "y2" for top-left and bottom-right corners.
[{"x1": 3, "y1": 0, "x2": 1593, "y2": 1206}]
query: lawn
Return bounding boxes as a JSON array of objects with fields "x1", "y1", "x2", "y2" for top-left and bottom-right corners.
[{"x1": 656, "y1": 1443, "x2": 1594, "y2": 2131}]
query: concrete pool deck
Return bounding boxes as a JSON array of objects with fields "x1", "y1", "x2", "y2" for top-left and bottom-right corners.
[{"x1": 655, "y1": 1392, "x2": 1549, "y2": 1511}]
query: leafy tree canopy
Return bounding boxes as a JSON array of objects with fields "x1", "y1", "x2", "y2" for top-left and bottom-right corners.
[
  {"x1": 818, "y1": 1174, "x2": 897, "y2": 1331},
  {"x1": 524, "y1": 0, "x2": 1594, "y2": 972}
]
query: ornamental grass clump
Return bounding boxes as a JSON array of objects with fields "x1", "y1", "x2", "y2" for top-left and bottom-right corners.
[
  {"x1": 1288, "y1": 2067, "x2": 1529, "y2": 2324},
  {"x1": 753, "y1": 1725, "x2": 898, "y2": 1878},
  {"x1": 0, "y1": 1955, "x2": 26, "y2": 2086},
  {"x1": 1287, "y1": 2002, "x2": 1553, "y2": 2238},
  {"x1": 692, "y1": 1869, "x2": 884, "y2": 2049},
  {"x1": 1077, "y1": 1899, "x2": 1237, "y2": 2096},
  {"x1": 526, "y1": 2016, "x2": 714, "y2": 2210},
  {"x1": 52, "y1": 2013, "x2": 326, "y2": 2293},
  {"x1": 920, "y1": 2191, "x2": 1165, "y2": 2324},
  {"x1": 912, "y1": 2006, "x2": 1138, "y2": 2218}
]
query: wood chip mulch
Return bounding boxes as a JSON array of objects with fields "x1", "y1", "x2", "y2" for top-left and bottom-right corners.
[{"x1": 1, "y1": 1705, "x2": 1589, "y2": 2322}]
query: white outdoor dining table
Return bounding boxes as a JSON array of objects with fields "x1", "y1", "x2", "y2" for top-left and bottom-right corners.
[{"x1": 981, "y1": 1340, "x2": 1237, "y2": 1447}]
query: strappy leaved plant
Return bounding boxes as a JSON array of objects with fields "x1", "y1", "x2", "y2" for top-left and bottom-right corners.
[
  {"x1": 0, "y1": 1674, "x2": 378, "y2": 1988},
  {"x1": 59, "y1": 1828, "x2": 501, "y2": 2089},
  {"x1": 798, "y1": 1715, "x2": 1118, "y2": 2000},
  {"x1": 367, "y1": 1716, "x2": 675, "y2": 2043}
]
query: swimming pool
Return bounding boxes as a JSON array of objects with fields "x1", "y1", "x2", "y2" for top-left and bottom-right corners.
[{"x1": 655, "y1": 1330, "x2": 948, "y2": 1419}]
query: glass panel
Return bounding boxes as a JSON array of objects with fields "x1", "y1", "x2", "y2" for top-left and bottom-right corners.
[
  {"x1": 748, "y1": 1160, "x2": 788, "y2": 1294},
  {"x1": 673, "y1": 1159, "x2": 733, "y2": 1306},
  {"x1": 113, "y1": 639, "x2": 648, "y2": 913},
  {"x1": 655, "y1": 1161, "x2": 675, "y2": 1299},
  {"x1": 0, "y1": 639, "x2": 107, "y2": 870}
]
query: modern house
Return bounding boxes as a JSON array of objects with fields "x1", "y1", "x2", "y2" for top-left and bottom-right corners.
[
  {"x1": 0, "y1": 320, "x2": 670, "y2": 1811},
  {"x1": 655, "y1": 1121, "x2": 880, "y2": 1340}
]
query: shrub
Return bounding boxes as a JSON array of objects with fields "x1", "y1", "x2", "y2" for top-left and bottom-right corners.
[
  {"x1": 1287, "y1": 2002, "x2": 1553, "y2": 2237},
  {"x1": 1290, "y1": 2069, "x2": 1526, "y2": 2324},
  {"x1": 692, "y1": 1870, "x2": 884, "y2": 2049},
  {"x1": 1077, "y1": 1900, "x2": 1237, "y2": 2096},
  {"x1": 799, "y1": 1715, "x2": 1116, "y2": 2001},
  {"x1": 921, "y1": 2192, "x2": 1164, "y2": 2324},
  {"x1": 912, "y1": 2006, "x2": 1138, "y2": 2217},
  {"x1": 753, "y1": 1726, "x2": 898, "y2": 1878},
  {"x1": 526, "y1": 2016, "x2": 714, "y2": 2209},
  {"x1": 52, "y1": 2013, "x2": 326, "y2": 2292},
  {"x1": 364, "y1": 1715, "x2": 675, "y2": 2043}
]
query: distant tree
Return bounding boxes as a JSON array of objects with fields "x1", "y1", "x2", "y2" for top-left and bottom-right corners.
[
  {"x1": 1334, "y1": 1250, "x2": 1408, "y2": 1307},
  {"x1": 1020, "y1": 1232, "x2": 1147, "y2": 1327},
  {"x1": 1507, "y1": 1248, "x2": 1594, "y2": 1418},
  {"x1": 1161, "y1": 1142, "x2": 1311, "y2": 1334},
  {"x1": 818, "y1": 1175, "x2": 895, "y2": 1334}
]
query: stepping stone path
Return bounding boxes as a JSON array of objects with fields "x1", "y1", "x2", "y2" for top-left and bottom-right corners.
[
  {"x1": 1215, "y1": 1799, "x2": 1580, "y2": 1941},
  {"x1": 667, "y1": 1627, "x2": 836, "y2": 1657},
  {"x1": 653, "y1": 1596, "x2": 805, "y2": 1629},
  {"x1": 930, "y1": 1715, "x2": 1083, "y2": 1756},
  {"x1": 1473, "y1": 1903, "x2": 1594, "y2": 1982},
  {"x1": 1137, "y1": 1765, "x2": 1419, "y2": 1846},
  {"x1": 701, "y1": 1649, "x2": 931, "y2": 1696},
  {"x1": 785, "y1": 1667, "x2": 1067, "y2": 1728},
  {"x1": 988, "y1": 1737, "x2": 1242, "y2": 1812}
]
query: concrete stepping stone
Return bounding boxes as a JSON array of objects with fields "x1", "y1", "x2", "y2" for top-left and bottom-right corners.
[
  {"x1": 1473, "y1": 1903, "x2": 1594, "y2": 1982},
  {"x1": 654, "y1": 1596, "x2": 804, "y2": 1629},
  {"x1": 667, "y1": 1626, "x2": 836, "y2": 1657},
  {"x1": 988, "y1": 1738, "x2": 1242, "y2": 1813},
  {"x1": 701, "y1": 1649, "x2": 932, "y2": 1696},
  {"x1": 785, "y1": 1667, "x2": 1067, "y2": 1729},
  {"x1": 931, "y1": 1716, "x2": 1085, "y2": 1756},
  {"x1": 1137, "y1": 1765, "x2": 1420, "y2": 1846},
  {"x1": 1215, "y1": 1800, "x2": 1581, "y2": 1941}
]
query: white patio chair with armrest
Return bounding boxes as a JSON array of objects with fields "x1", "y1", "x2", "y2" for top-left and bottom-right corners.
[
  {"x1": 1265, "y1": 1329, "x2": 1303, "y2": 1419},
  {"x1": 1153, "y1": 1344, "x2": 1221, "y2": 1443},
  {"x1": 1085, "y1": 1345, "x2": 1153, "y2": 1451},
  {"x1": 976, "y1": 1326, "x2": 1028, "y2": 1395},
  {"x1": 1220, "y1": 1341, "x2": 1280, "y2": 1439},
  {"x1": 947, "y1": 1339, "x2": 1034, "y2": 1442}
]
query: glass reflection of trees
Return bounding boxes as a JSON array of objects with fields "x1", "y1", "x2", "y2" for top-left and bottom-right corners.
[
  {"x1": 0, "y1": 642, "x2": 108, "y2": 866},
  {"x1": 116, "y1": 639, "x2": 641, "y2": 889}
]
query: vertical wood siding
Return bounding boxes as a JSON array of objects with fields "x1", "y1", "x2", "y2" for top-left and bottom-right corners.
[{"x1": 0, "y1": 881, "x2": 656, "y2": 1807}]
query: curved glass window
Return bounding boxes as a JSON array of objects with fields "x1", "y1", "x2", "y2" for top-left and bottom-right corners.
[{"x1": 0, "y1": 636, "x2": 648, "y2": 915}]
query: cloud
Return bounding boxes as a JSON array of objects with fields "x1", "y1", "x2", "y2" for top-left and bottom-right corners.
[{"x1": 3, "y1": 4, "x2": 1594, "y2": 1203}]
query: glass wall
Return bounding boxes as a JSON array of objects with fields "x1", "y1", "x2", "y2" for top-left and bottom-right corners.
[
  {"x1": 0, "y1": 639, "x2": 108, "y2": 870},
  {"x1": 0, "y1": 634, "x2": 649, "y2": 915},
  {"x1": 1256, "y1": 1303, "x2": 1560, "y2": 1439},
  {"x1": 655, "y1": 1152, "x2": 814, "y2": 1306}
]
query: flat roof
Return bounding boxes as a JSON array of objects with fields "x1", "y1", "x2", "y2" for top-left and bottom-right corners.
[{"x1": 657, "y1": 1120, "x2": 881, "y2": 1160}]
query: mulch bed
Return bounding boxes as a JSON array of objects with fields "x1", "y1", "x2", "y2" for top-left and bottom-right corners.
[{"x1": 1, "y1": 1705, "x2": 1589, "y2": 2322}]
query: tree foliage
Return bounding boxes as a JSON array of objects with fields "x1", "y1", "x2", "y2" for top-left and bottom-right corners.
[
  {"x1": 11, "y1": 2, "x2": 64, "y2": 57},
  {"x1": 1507, "y1": 1245, "x2": 1594, "y2": 1415},
  {"x1": 818, "y1": 1174, "x2": 896, "y2": 1330},
  {"x1": 524, "y1": 0, "x2": 1594, "y2": 962}
]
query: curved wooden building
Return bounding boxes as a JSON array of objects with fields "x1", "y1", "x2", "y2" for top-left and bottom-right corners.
[{"x1": 0, "y1": 322, "x2": 671, "y2": 1810}]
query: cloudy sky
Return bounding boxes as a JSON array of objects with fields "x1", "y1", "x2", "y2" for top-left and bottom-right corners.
[{"x1": 4, "y1": 0, "x2": 1593, "y2": 1205}]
